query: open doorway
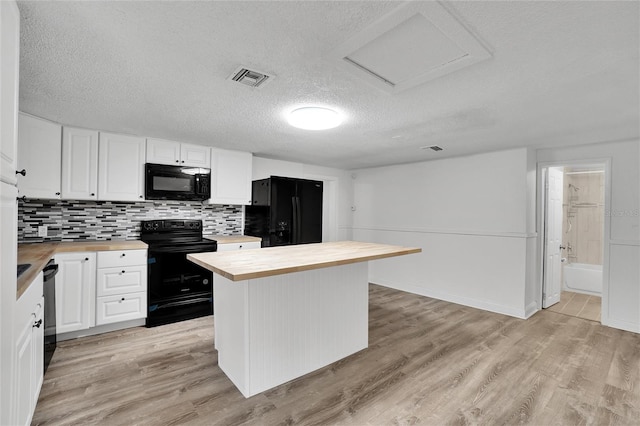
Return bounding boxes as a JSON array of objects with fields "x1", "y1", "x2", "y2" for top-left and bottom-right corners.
[{"x1": 541, "y1": 162, "x2": 608, "y2": 323}]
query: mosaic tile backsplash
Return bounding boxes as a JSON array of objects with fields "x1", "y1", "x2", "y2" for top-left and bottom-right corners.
[{"x1": 18, "y1": 200, "x2": 243, "y2": 242}]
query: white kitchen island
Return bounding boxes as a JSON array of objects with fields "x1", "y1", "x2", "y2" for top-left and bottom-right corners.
[{"x1": 187, "y1": 241, "x2": 421, "y2": 398}]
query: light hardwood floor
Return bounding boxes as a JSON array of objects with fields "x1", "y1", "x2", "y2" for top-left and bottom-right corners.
[
  {"x1": 546, "y1": 291, "x2": 602, "y2": 322},
  {"x1": 33, "y1": 285, "x2": 639, "y2": 425}
]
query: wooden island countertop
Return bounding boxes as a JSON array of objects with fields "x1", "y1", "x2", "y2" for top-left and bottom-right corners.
[{"x1": 187, "y1": 240, "x2": 421, "y2": 282}]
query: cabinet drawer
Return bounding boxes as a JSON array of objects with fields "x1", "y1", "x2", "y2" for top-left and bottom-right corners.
[
  {"x1": 96, "y1": 292, "x2": 146, "y2": 325},
  {"x1": 96, "y1": 265, "x2": 146, "y2": 296},
  {"x1": 97, "y1": 249, "x2": 146, "y2": 268},
  {"x1": 217, "y1": 241, "x2": 261, "y2": 252}
]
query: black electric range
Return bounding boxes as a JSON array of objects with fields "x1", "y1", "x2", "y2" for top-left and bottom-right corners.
[{"x1": 141, "y1": 219, "x2": 217, "y2": 327}]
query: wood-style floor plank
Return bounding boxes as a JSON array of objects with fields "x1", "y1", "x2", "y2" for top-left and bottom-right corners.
[{"x1": 33, "y1": 285, "x2": 640, "y2": 426}]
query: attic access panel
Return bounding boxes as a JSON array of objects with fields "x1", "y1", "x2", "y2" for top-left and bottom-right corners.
[{"x1": 327, "y1": 2, "x2": 491, "y2": 94}]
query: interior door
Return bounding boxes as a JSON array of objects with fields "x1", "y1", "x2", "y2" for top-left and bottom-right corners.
[{"x1": 543, "y1": 167, "x2": 564, "y2": 308}]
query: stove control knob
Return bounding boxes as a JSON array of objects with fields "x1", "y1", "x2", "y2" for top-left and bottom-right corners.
[{"x1": 203, "y1": 278, "x2": 209, "y2": 285}]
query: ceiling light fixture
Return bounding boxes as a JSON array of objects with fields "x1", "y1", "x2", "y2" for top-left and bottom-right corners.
[{"x1": 288, "y1": 107, "x2": 343, "y2": 130}]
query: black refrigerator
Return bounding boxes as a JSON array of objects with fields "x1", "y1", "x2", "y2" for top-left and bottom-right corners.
[{"x1": 244, "y1": 176, "x2": 323, "y2": 247}]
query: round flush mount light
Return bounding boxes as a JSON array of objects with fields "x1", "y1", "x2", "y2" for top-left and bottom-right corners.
[{"x1": 287, "y1": 107, "x2": 343, "y2": 130}]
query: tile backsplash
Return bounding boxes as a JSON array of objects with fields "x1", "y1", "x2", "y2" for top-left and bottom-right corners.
[{"x1": 18, "y1": 200, "x2": 242, "y2": 243}]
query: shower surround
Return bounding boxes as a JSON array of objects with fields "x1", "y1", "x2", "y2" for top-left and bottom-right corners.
[{"x1": 562, "y1": 169, "x2": 604, "y2": 265}]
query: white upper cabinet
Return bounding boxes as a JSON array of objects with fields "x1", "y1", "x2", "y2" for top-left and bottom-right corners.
[
  {"x1": 61, "y1": 127, "x2": 99, "y2": 200},
  {"x1": 98, "y1": 132, "x2": 145, "y2": 202},
  {"x1": 180, "y1": 143, "x2": 211, "y2": 168},
  {"x1": 0, "y1": 0, "x2": 20, "y2": 185},
  {"x1": 147, "y1": 138, "x2": 210, "y2": 168},
  {"x1": 209, "y1": 148, "x2": 252, "y2": 205},
  {"x1": 17, "y1": 113, "x2": 62, "y2": 199},
  {"x1": 145, "y1": 138, "x2": 181, "y2": 165}
]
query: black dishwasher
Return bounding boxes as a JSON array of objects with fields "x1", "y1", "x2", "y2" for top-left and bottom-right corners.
[{"x1": 43, "y1": 259, "x2": 58, "y2": 373}]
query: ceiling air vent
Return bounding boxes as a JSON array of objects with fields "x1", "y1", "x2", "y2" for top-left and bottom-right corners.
[
  {"x1": 228, "y1": 67, "x2": 273, "y2": 88},
  {"x1": 421, "y1": 145, "x2": 443, "y2": 152}
]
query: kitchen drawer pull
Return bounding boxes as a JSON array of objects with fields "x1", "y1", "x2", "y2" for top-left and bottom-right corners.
[
  {"x1": 121, "y1": 270, "x2": 125, "y2": 274},
  {"x1": 33, "y1": 319, "x2": 42, "y2": 328},
  {"x1": 16, "y1": 169, "x2": 26, "y2": 176}
]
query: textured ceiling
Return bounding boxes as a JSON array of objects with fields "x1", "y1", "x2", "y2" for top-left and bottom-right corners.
[{"x1": 17, "y1": 1, "x2": 640, "y2": 169}]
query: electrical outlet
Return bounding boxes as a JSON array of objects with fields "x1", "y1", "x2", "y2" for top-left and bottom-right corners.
[{"x1": 38, "y1": 225, "x2": 48, "y2": 237}]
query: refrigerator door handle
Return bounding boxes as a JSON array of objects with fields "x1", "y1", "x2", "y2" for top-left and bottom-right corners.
[
  {"x1": 295, "y1": 196, "x2": 302, "y2": 244},
  {"x1": 291, "y1": 196, "x2": 298, "y2": 245}
]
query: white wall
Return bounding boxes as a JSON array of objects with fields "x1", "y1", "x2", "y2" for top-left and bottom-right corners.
[
  {"x1": 537, "y1": 139, "x2": 640, "y2": 333},
  {"x1": 351, "y1": 148, "x2": 537, "y2": 318},
  {"x1": 252, "y1": 157, "x2": 353, "y2": 242}
]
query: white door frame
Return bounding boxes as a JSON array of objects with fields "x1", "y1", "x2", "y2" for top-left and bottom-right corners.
[{"x1": 537, "y1": 158, "x2": 612, "y2": 325}]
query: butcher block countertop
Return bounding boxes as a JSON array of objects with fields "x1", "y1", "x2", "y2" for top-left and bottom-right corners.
[
  {"x1": 204, "y1": 235, "x2": 262, "y2": 244},
  {"x1": 17, "y1": 240, "x2": 147, "y2": 299},
  {"x1": 187, "y1": 240, "x2": 421, "y2": 282}
]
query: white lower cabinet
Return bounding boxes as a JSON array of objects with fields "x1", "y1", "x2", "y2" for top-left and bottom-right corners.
[
  {"x1": 55, "y1": 249, "x2": 147, "y2": 336},
  {"x1": 96, "y1": 265, "x2": 146, "y2": 296},
  {"x1": 95, "y1": 250, "x2": 147, "y2": 326},
  {"x1": 96, "y1": 292, "x2": 146, "y2": 325},
  {"x1": 55, "y1": 252, "x2": 96, "y2": 333},
  {"x1": 216, "y1": 241, "x2": 261, "y2": 252},
  {"x1": 14, "y1": 271, "x2": 44, "y2": 426}
]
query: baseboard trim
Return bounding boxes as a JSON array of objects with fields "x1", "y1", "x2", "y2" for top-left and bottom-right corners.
[
  {"x1": 57, "y1": 318, "x2": 146, "y2": 341},
  {"x1": 524, "y1": 301, "x2": 539, "y2": 319},
  {"x1": 372, "y1": 280, "x2": 528, "y2": 319},
  {"x1": 606, "y1": 318, "x2": 640, "y2": 334}
]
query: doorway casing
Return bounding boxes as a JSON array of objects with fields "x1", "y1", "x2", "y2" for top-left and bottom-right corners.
[{"x1": 536, "y1": 158, "x2": 611, "y2": 325}]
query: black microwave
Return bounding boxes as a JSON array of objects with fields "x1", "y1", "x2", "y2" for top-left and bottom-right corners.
[{"x1": 145, "y1": 163, "x2": 211, "y2": 201}]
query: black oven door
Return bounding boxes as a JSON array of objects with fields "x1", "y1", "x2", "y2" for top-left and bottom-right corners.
[
  {"x1": 146, "y1": 243, "x2": 217, "y2": 327},
  {"x1": 147, "y1": 244, "x2": 216, "y2": 300}
]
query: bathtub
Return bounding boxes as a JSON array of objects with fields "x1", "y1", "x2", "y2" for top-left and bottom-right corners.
[{"x1": 563, "y1": 263, "x2": 602, "y2": 295}]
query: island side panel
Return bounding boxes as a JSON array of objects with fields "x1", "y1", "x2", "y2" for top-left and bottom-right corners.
[
  {"x1": 213, "y1": 275, "x2": 251, "y2": 396},
  {"x1": 246, "y1": 262, "x2": 369, "y2": 396}
]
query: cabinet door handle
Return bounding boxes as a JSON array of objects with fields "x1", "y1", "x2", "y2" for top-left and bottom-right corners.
[
  {"x1": 17, "y1": 196, "x2": 26, "y2": 202},
  {"x1": 33, "y1": 319, "x2": 42, "y2": 328},
  {"x1": 16, "y1": 169, "x2": 26, "y2": 176},
  {"x1": 175, "y1": 160, "x2": 179, "y2": 163},
  {"x1": 91, "y1": 193, "x2": 95, "y2": 196},
  {"x1": 121, "y1": 270, "x2": 125, "y2": 274},
  {"x1": 181, "y1": 160, "x2": 185, "y2": 163},
  {"x1": 84, "y1": 257, "x2": 89, "y2": 261},
  {"x1": 55, "y1": 192, "x2": 61, "y2": 196},
  {"x1": 139, "y1": 195, "x2": 143, "y2": 199},
  {"x1": 120, "y1": 297, "x2": 125, "y2": 302},
  {"x1": 121, "y1": 253, "x2": 126, "y2": 257}
]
